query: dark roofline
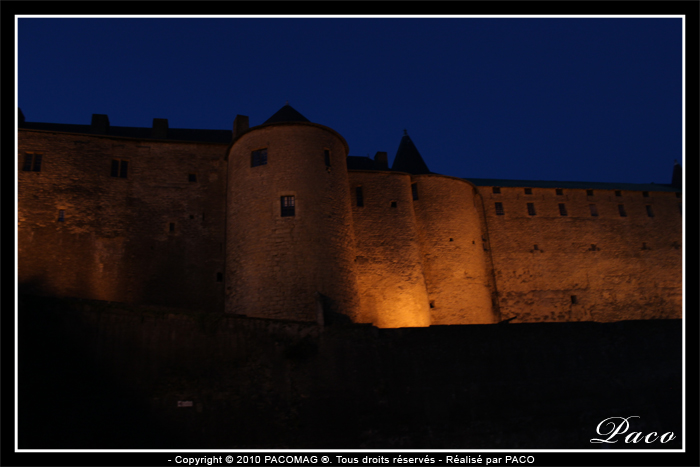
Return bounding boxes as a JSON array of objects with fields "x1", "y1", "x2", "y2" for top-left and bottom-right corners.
[{"x1": 18, "y1": 122, "x2": 232, "y2": 144}]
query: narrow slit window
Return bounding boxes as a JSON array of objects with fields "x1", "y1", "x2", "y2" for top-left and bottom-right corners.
[
  {"x1": 188, "y1": 173, "x2": 197, "y2": 182},
  {"x1": 527, "y1": 203, "x2": 536, "y2": 216},
  {"x1": 22, "y1": 153, "x2": 34, "y2": 171},
  {"x1": 324, "y1": 149, "x2": 331, "y2": 167},
  {"x1": 524, "y1": 188, "x2": 532, "y2": 195},
  {"x1": 615, "y1": 190, "x2": 622, "y2": 197},
  {"x1": 618, "y1": 205, "x2": 627, "y2": 217},
  {"x1": 390, "y1": 201, "x2": 397, "y2": 208},
  {"x1": 32, "y1": 153, "x2": 43, "y2": 172},
  {"x1": 558, "y1": 203, "x2": 568, "y2": 216},
  {"x1": 556, "y1": 189, "x2": 563, "y2": 196},
  {"x1": 495, "y1": 202, "x2": 504, "y2": 215},
  {"x1": 216, "y1": 272, "x2": 223, "y2": 282},
  {"x1": 589, "y1": 204, "x2": 598, "y2": 217},
  {"x1": 251, "y1": 148, "x2": 267, "y2": 167},
  {"x1": 493, "y1": 186, "x2": 501, "y2": 194},
  {"x1": 281, "y1": 196, "x2": 295, "y2": 217},
  {"x1": 411, "y1": 183, "x2": 419, "y2": 200},
  {"x1": 571, "y1": 295, "x2": 578, "y2": 305},
  {"x1": 58, "y1": 210, "x2": 65, "y2": 222},
  {"x1": 646, "y1": 205, "x2": 654, "y2": 217},
  {"x1": 642, "y1": 191, "x2": 649, "y2": 198},
  {"x1": 169, "y1": 222, "x2": 175, "y2": 232},
  {"x1": 356, "y1": 186, "x2": 364, "y2": 207}
]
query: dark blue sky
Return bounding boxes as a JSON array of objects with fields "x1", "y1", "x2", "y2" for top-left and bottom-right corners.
[{"x1": 17, "y1": 17, "x2": 683, "y2": 184}]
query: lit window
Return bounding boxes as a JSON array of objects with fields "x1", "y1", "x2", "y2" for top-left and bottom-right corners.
[
  {"x1": 188, "y1": 173, "x2": 197, "y2": 182},
  {"x1": 281, "y1": 196, "x2": 295, "y2": 217},
  {"x1": 493, "y1": 187, "x2": 501, "y2": 194},
  {"x1": 356, "y1": 186, "x2": 364, "y2": 207},
  {"x1": 615, "y1": 190, "x2": 622, "y2": 197},
  {"x1": 495, "y1": 202, "x2": 504, "y2": 215},
  {"x1": 23, "y1": 152, "x2": 42, "y2": 172},
  {"x1": 524, "y1": 188, "x2": 532, "y2": 195},
  {"x1": 251, "y1": 149, "x2": 267, "y2": 167},
  {"x1": 58, "y1": 210, "x2": 65, "y2": 222},
  {"x1": 527, "y1": 203, "x2": 536, "y2": 216},
  {"x1": 411, "y1": 183, "x2": 418, "y2": 200},
  {"x1": 324, "y1": 149, "x2": 331, "y2": 167},
  {"x1": 586, "y1": 190, "x2": 594, "y2": 196},
  {"x1": 556, "y1": 189, "x2": 563, "y2": 195},
  {"x1": 111, "y1": 159, "x2": 128, "y2": 178},
  {"x1": 646, "y1": 205, "x2": 654, "y2": 217},
  {"x1": 589, "y1": 204, "x2": 598, "y2": 217},
  {"x1": 558, "y1": 203, "x2": 567, "y2": 216},
  {"x1": 618, "y1": 205, "x2": 627, "y2": 217}
]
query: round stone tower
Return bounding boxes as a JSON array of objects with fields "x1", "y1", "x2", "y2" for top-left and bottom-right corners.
[{"x1": 225, "y1": 104, "x2": 360, "y2": 322}]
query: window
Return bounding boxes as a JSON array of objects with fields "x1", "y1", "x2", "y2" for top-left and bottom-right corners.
[
  {"x1": 495, "y1": 202, "x2": 504, "y2": 215},
  {"x1": 23, "y1": 152, "x2": 42, "y2": 172},
  {"x1": 527, "y1": 203, "x2": 536, "y2": 216},
  {"x1": 281, "y1": 196, "x2": 295, "y2": 217},
  {"x1": 641, "y1": 242, "x2": 650, "y2": 250},
  {"x1": 493, "y1": 186, "x2": 501, "y2": 194},
  {"x1": 556, "y1": 189, "x2": 563, "y2": 196},
  {"x1": 251, "y1": 148, "x2": 267, "y2": 167},
  {"x1": 524, "y1": 188, "x2": 532, "y2": 195},
  {"x1": 642, "y1": 191, "x2": 649, "y2": 198},
  {"x1": 571, "y1": 295, "x2": 578, "y2": 305},
  {"x1": 558, "y1": 203, "x2": 567, "y2": 216},
  {"x1": 646, "y1": 205, "x2": 654, "y2": 217},
  {"x1": 188, "y1": 173, "x2": 197, "y2": 182},
  {"x1": 169, "y1": 222, "x2": 175, "y2": 232},
  {"x1": 618, "y1": 205, "x2": 627, "y2": 217},
  {"x1": 324, "y1": 149, "x2": 331, "y2": 167},
  {"x1": 615, "y1": 190, "x2": 622, "y2": 197},
  {"x1": 111, "y1": 159, "x2": 128, "y2": 178},
  {"x1": 390, "y1": 201, "x2": 397, "y2": 208},
  {"x1": 589, "y1": 204, "x2": 598, "y2": 217},
  {"x1": 355, "y1": 186, "x2": 364, "y2": 207},
  {"x1": 58, "y1": 210, "x2": 65, "y2": 222},
  {"x1": 533, "y1": 244, "x2": 539, "y2": 250},
  {"x1": 411, "y1": 183, "x2": 419, "y2": 200},
  {"x1": 586, "y1": 189, "x2": 594, "y2": 196},
  {"x1": 216, "y1": 272, "x2": 223, "y2": 282}
]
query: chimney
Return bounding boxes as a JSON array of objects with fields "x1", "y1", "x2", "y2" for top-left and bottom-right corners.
[
  {"x1": 152, "y1": 118, "x2": 169, "y2": 139},
  {"x1": 374, "y1": 151, "x2": 388, "y2": 170},
  {"x1": 671, "y1": 160, "x2": 682, "y2": 190},
  {"x1": 91, "y1": 114, "x2": 110, "y2": 134},
  {"x1": 233, "y1": 115, "x2": 249, "y2": 139},
  {"x1": 18, "y1": 108, "x2": 25, "y2": 126}
]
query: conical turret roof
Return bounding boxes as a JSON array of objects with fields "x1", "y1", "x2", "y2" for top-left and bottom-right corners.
[
  {"x1": 671, "y1": 160, "x2": 682, "y2": 189},
  {"x1": 391, "y1": 130, "x2": 430, "y2": 174},
  {"x1": 263, "y1": 103, "x2": 310, "y2": 124}
]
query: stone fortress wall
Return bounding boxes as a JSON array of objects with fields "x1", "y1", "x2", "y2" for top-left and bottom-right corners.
[{"x1": 16, "y1": 106, "x2": 683, "y2": 327}]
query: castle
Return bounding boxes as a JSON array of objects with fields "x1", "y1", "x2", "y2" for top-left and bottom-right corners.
[{"x1": 17, "y1": 104, "x2": 683, "y2": 328}]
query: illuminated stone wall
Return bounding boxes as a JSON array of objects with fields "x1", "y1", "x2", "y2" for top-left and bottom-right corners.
[
  {"x1": 348, "y1": 170, "x2": 431, "y2": 327},
  {"x1": 482, "y1": 186, "x2": 682, "y2": 322},
  {"x1": 17, "y1": 130, "x2": 227, "y2": 311},
  {"x1": 412, "y1": 175, "x2": 498, "y2": 325},
  {"x1": 226, "y1": 123, "x2": 360, "y2": 322}
]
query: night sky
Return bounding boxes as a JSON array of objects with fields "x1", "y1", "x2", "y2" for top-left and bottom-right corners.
[{"x1": 17, "y1": 16, "x2": 683, "y2": 185}]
